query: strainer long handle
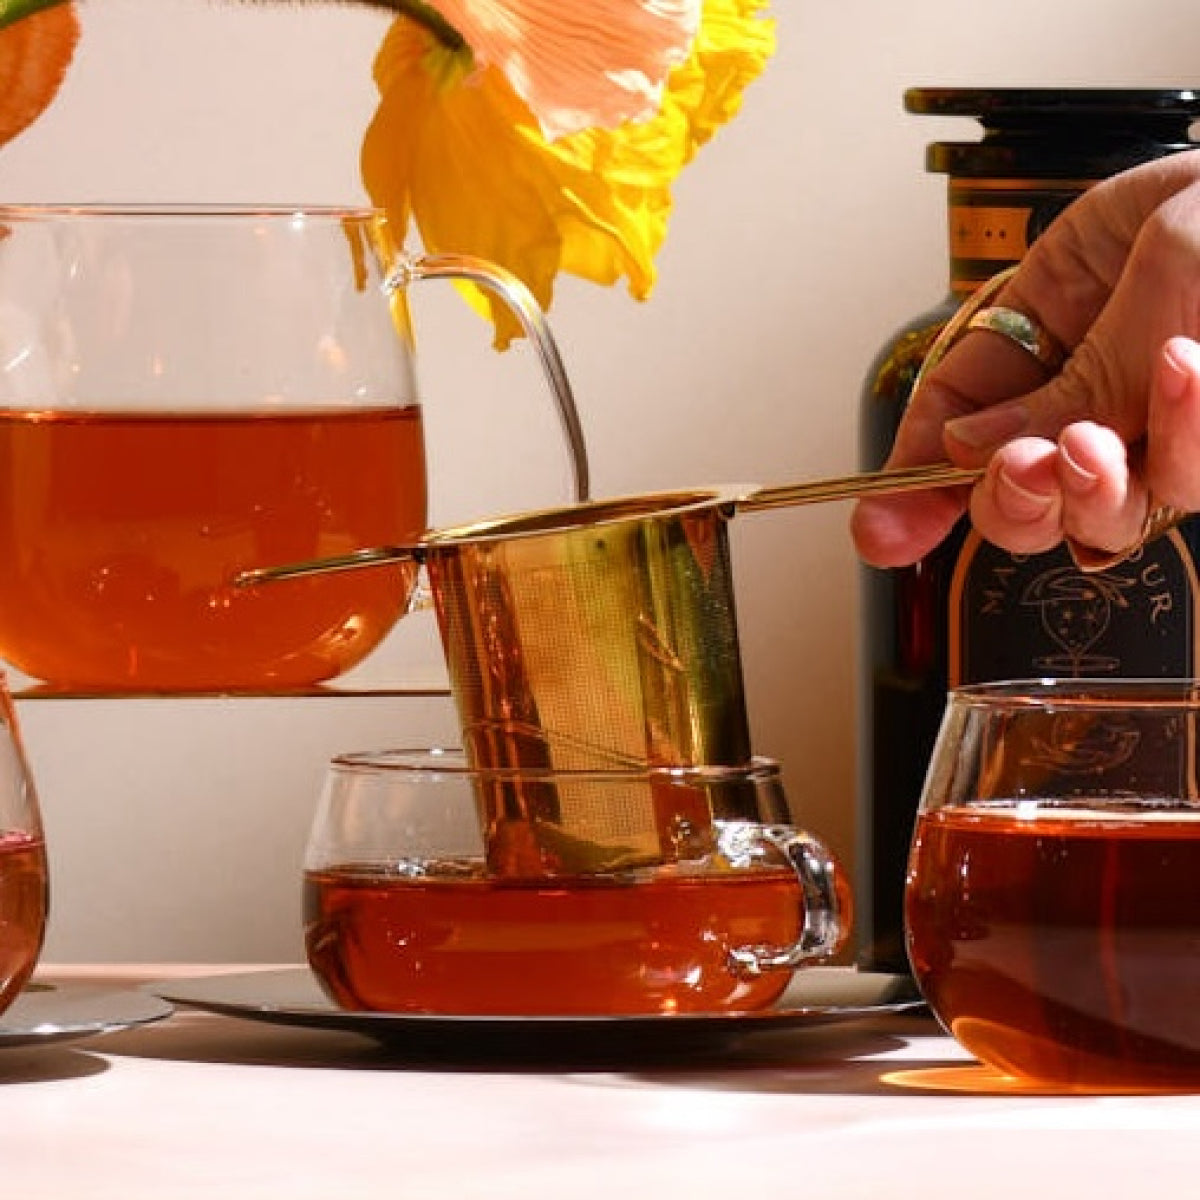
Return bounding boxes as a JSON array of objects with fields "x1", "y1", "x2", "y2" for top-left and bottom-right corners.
[
  {"x1": 236, "y1": 544, "x2": 418, "y2": 587},
  {"x1": 741, "y1": 269, "x2": 1017, "y2": 514},
  {"x1": 736, "y1": 462, "x2": 985, "y2": 513},
  {"x1": 388, "y1": 253, "x2": 591, "y2": 503},
  {"x1": 235, "y1": 462, "x2": 986, "y2": 587}
]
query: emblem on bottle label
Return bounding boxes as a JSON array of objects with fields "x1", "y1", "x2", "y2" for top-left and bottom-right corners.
[{"x1": 949, "y1": 529, "x2": 1200, "y2": 684}]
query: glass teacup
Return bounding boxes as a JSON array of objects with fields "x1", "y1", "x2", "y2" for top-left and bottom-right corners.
[
  {"x1": 906, "y1": 678, "x2": 1200, "y2": 1089},
  {"x1": 303, "y1": 750, "x2": 851, "y2": 1016},
  {"x1": 0, "y1": 675, "x2": 47, "y2": 1016}
]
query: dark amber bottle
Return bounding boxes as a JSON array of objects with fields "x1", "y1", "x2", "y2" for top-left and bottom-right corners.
[{"x1": 857, "y1": 88, "x2": 1200, "y2": 974}]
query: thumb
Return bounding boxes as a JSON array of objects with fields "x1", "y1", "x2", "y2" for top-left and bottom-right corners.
[{"x1": 1147, "y1": 336, "x2": 1200, "y2": 512}]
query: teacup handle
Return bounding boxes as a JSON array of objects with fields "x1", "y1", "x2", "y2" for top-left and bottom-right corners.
[
  {"x1": 724, "y1": 823, "x2": 848, "y2": 977},
  {"x1": 385, "y1": 252, "x2": 591, "y2": 504}
]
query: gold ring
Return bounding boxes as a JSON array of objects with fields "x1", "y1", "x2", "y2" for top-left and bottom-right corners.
[
  {"x1": 1066, "y1": 499, "x2": 1189, "y2": 573},
  {"x1": 965, "y1": 306, "x2": 1067, "y2": 373}
]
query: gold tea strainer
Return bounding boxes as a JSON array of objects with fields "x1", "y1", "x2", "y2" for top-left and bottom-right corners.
[
  {"x1": 238, "y1": 462, "x2": 981, "y2": 874},
  {"x1": 244, "y1": 263, "x2": 1089, "y2": 874}
]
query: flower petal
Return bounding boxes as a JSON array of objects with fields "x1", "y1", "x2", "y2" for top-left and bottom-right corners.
[
  {"x1": 669, "y1": 0, "x2": 775, "y2": 156},
  {"x1": 362, "y1": 0, "x2": 775, "y2": 347},
  {"x1": 0, "y1": 2, "x2": 78, "y2": 149},
  {"x1": 364, "y1": 21, "x2": 568, "y2": 346},
  {"x1": 427, "y1": 0, "x2": 701, "y2": 139}
]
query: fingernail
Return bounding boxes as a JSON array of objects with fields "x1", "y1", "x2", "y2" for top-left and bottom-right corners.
[
  {"x1": 1160, "y1": 337, "x2": 1200, "y2": 402},
  {"x1": 996, "y1": 466, "x2": 1056, "y2": 522},
  {"x1": 1059, "y1": 442, "x2": 1100, "y2": 497},
  {"x1": 945, "y1": 402, "x2": 1030, "y2": 451}
]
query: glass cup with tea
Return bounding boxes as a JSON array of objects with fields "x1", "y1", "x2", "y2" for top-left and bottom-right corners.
[
  {"x1": 906, "y1": 678, "x2": 1200, "y2": 1090},
  {"x1": 0, "y1": 204, "x2": 586, "y2": 693},
  {"x1": 0, "y1": 675, "x2": 48, "y2": 1016},
  {"x1": 303, "y1": 750, "x2": 851, "y2": 1016}
]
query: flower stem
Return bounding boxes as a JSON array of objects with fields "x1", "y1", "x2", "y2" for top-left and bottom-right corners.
[
  {"x1": 234, "y1": 1, "x2": 466, "y2": 50},
  {"x1": 366, "y1": 0, "x2": 465, "y2": 50},
  {"x1": 0, "y1": 0, "x2": 467, "y2": 48}
]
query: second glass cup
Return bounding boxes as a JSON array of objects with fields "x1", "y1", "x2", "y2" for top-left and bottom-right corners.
[
  {"x1": 303, "y1": 750, "x2": 851, "y2": 1016},
  {"x1": 0, "y1": 674, "x2": 48, "y2": 1016},
  {"x1": 907, "y1": 678, "x2": 1200, "y2": 1089}
]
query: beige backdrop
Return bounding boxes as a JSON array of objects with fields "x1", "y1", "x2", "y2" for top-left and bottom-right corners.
[{"x1": 5, "y1": 0, "x2": 1200, "y2": 959}]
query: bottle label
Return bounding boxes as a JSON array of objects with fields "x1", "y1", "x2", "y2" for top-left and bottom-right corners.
[
  {"x1": 949, "y1": 529, "x2": 1200, "y2": 683},
  {"x1": 948, "y1": 179, "x2": 1092, "y2": 294},
  {"x1": 949, "y1": 205, "x2": 1032, "y2": 262}
]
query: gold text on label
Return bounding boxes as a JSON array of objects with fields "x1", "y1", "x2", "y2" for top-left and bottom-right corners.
[{"x1": 948, "y1": 206, "x2": 1031, "y2": 262}]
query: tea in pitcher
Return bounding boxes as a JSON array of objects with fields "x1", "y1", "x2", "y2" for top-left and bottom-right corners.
[
  {"x1": 906, "y1": 802, "x2": 1200, "y2": 1088},
  {"x1": 0, "y1": 406, "x2": 426, "y2": 691},
  {"x1": 0, "y1": 831, "x2": 48, "y2": 1015},
  {"x1": 304, "y1": 858, "x2": 801, "y2": 1015}
]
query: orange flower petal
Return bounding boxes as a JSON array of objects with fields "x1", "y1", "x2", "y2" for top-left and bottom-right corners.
[
  {"x1": 428, "y1": 0, "x2": 701, "y2": 139},
  {"x1": 0, "y1": 3, "x2": 79, "y2": 149}
]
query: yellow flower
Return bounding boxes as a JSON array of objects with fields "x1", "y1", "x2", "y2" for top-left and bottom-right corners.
[{"x1": 362, "y1": 0, "x2": 775, "y2": 347}]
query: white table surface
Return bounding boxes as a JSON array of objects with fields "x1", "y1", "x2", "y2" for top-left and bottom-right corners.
[{"x1": 4, "y1": 964, "x2": 1200, "y2": 1200}]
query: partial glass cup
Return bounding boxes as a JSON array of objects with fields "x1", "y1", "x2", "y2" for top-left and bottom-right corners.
[
  {"x1": 303, "y1": 750, "x2": 851, "y2": 1016},
  {"x1": 0, "y1": 674, "x2": 48, "y2": 1015},
  {"x1": 906, "y1": 678, "x2": 1200, "y2": 1090}
]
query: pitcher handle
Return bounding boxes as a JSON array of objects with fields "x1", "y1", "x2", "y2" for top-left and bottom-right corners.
[{"x1": 387, "y1": 252, "x2": 591, "y2": 504}]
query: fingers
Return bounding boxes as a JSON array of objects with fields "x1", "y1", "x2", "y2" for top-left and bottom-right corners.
[
  {"x1": 967, "y1": 438, "x2": 1062, "y2": 556},
  {"x1": 851, "y1": 286, "x2": 1058, "y2": 567},
  {"x1": 850, "y1": 483, "x2": 970, "y2": 568},
  {"x1": 968, "y1": 425, "x2": 1147, "y2": 559},
  {"x1": 853, "y1": 154, "x2": 1200, "y2": 569},
  {"x1": 1055, "y1": 423, "x2": 1146, "y2": 554},
  {"x1": 993, "y1": 152, "x2": 1200, "y2": 352},
  {"x1": 944, "y1": 167, "x2": 1200, "y2": 457},
  {"x1": 934, "y1": 164, "x2": 1172, "y2": 454},
  {"x1": 851, "y1": 301, "x2": 1064, "y2": 566},
  {"x1": 1147, "y1": 335, "x2": 1200, "y2": 512}
]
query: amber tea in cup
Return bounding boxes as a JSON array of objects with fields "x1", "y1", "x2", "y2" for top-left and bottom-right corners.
[
  {"x1": 0, "y1": 676, "x2": 47, "y2": 1015},
  {"x1": 303, "y1": 751, "x2": 850, "y2": 1016},
  {"x1": 906, "y1": 678, "x2": 1200, "y2": 1090}
]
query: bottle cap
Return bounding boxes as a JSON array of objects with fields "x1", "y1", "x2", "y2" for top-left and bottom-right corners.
[{"x1": 906, "y1": 87, "x2": 1200, "y2": 177}]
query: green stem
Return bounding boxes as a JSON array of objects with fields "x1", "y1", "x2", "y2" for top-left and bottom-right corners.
[
  {"x1": 235, "y1": 1, "x2": 467, "y2": 51},
  {"x1": 0, "y1": 0, "x2": 71, "y2": 32},
  {"x1": 367, "y1": 0, "x2": 465, "y2": 50},
  {"x1": 0, "y1": 0, "x2": 468, "y2": 49}
]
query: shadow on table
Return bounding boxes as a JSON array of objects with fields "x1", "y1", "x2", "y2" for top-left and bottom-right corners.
[
  {"x1": 0, "y1": 1046, "x2": 110, "y2": 1086},
  {"x1": 90, "y1": 1007, "x2": 942, "y2": 1085}
]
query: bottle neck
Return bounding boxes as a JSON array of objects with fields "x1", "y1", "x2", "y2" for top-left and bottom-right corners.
[{"x1": 947, "y1": 177, "x2": 1097, "y2": 297}]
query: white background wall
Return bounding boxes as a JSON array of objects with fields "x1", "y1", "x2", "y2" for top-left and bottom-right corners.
[{"x1": 5, "y1": 0, "x2": 1200, "y2": 961}]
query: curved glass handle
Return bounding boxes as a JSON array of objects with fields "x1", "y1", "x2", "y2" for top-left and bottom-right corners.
[
  {"x1": 726, "y1": 823, "x2": 848, "y2": 977},
  {"x1": 386, "y1": 252, "x2": 591, "y2": 504}
]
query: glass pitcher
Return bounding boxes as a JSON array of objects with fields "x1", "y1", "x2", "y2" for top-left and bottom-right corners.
[{"x1": 0, "y1": 204, "x2": 588, "y2": 693}]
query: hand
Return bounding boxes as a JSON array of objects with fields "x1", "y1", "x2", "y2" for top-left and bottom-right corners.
[{"x1": 851, "y1": 149, "x2": 1200, "y2": 569}]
